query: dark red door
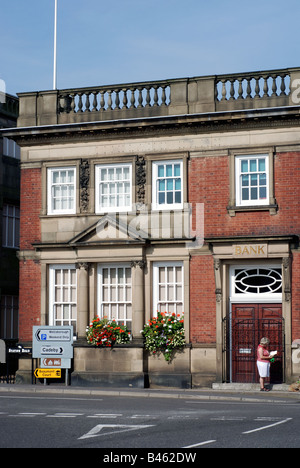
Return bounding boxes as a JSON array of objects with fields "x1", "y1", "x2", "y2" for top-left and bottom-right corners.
[{"x1": 231, "y1": 304, "x2": 283, "y2": 383}]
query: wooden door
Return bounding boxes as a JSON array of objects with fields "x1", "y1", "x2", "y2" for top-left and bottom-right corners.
[{"x1": 231, "y1": 304, "x2": 283, "y2": 383}]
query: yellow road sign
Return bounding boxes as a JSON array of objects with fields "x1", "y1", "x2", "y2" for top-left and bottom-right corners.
[{"x1": 34, "y1": 368, "x2": 61, "y2": 379}]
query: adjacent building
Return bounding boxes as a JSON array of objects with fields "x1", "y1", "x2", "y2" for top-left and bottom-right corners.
[
  {"x1": 0, "y1": 94, "x2": 19, "y2": 343},
  {"x1": 3, "y1": 67, "x2": 300, "y2": 387}
]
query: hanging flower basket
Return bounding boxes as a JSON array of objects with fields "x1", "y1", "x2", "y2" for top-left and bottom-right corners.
[
  {"x1": 86, "y1": 316, "x2": 131, "y2": 347},
  {"x1": 141, "y1": 312, "x2": 185, "y2": 361}
]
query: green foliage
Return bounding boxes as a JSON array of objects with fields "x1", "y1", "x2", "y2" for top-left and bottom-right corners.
[
  {"x1": 141, "y1": 312, "x2": 185, "y2": 361},
  {"x1": 86, "y1": 316, "x2": 131, "y2": 347}
]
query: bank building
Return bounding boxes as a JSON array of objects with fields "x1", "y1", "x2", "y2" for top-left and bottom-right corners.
[{"x1": 3, "y1": 67, "x2": 300, "y2": 388}]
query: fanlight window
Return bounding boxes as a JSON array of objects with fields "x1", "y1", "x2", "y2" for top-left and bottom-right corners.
[{"x1": 234, "y1": 268, "x2": 282, "y2": 294}]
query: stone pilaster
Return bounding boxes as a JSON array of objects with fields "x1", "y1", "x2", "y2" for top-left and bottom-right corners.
[
  {"x1": 131, "y1": 260, "x2": 145, "y2": 342},
  {"x1": 76, "y1": 262, "x2": 89, "y2": 340}
]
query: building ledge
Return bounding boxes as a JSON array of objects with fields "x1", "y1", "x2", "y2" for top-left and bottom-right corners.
[{"x1": 227, "y1": 204, "x2": 278, "y2": 216}]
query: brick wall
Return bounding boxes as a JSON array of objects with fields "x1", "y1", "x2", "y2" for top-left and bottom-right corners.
[
  {"x1": 190, "y1": 255, "x2": 215, "y2": 343},
  {"x1": 189, "y1": 152, "x2": 300, "y2": 343},
  {"x1": 19, "y1": 260, "x2": 41, "y2": 341},
  {"x1": 189, "y1": 152, "x2": 300, "y2": 238},
  {"x1": 19, "y1": 168, "x2": 42, "y2": 341},
  {"x1": 20, "y1": 168, "x2": 42, "y2": 250}
]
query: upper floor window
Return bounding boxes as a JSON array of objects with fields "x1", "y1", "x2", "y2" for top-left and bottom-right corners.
[
  {"x1": 47, "y1": 167, "x2": 76, "y2": 215},
  {"x1": 95, "y1": 163, "x2": 132, "y2": 213},
  {"x1": 2, "y1": 204, "x2": 20, "y2": 248},
  {"x1": 235, "y1": 155, "x2": 268, "y2": 206},
  {"x1": 152, "y1": 160, "x2": 183, "y2": 210}
]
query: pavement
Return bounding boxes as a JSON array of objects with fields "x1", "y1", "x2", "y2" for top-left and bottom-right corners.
[{"x1": 0, "y1": 382, "x2": 299, "y2": 403}]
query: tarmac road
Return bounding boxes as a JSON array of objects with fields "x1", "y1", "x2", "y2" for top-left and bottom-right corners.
[{"x1": 0, "y1": 384, "x2": 299, "y2": 450}]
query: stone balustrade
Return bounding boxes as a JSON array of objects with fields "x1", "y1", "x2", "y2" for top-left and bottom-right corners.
[
  {"x1": 58, "y1": 81, "x2": 171, "y2": 113},
  {"x1": 215, "y1": 68, "x2": 293, "y2": 111},
  {"x1": 16, "y1": 67, "x2": 300, "y2": 127}
]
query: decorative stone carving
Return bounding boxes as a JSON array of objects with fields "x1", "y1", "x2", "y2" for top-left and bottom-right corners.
[
  {"x1": 213, "y1": 259, "x2": 222, "y2": 302},
  {"x1": 215, "y1": 289, "x2": 222, "y2": 303},
  {"x1": 76, "y1": 262, "x2": 89, "y2": 271},
  {"x1": 135, "y1": 155, "x2": 146, "y2": 207},
  {"x1": 131, "y1": 260, "x2": 146, "y2": 269},
  {"x1": 282, "y1": 256, "x2": 291, "y2": 302},
  {"x1": 79, "y1": 159, "x2": 90, "y2": 213}
]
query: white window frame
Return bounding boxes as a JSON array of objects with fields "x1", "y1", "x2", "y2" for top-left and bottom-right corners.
[
  {"x1": 152, "y1": 160, "x2": 183, "y2": 210},
  {"x1": 49, "y1": 264, "x2": 77, "y2": 332},
  {"x1": 95, "y1": 163, "x2": 132, "y2": 214},
  {"x1": 47, "y1": 167, "x2": 76, "y2": 215},
  {"x1": 230, "y1": 264, "x2": 282, "y2": 303},
  {"x1": 235, "y1": 154, "x2": 269, "y2": 206},
  {"x1": 97, "y1": 263, "x2": 132, "y2": 327},
  {"x1": 153, "y1": 261, "x2": 184, "y2": 316},
  {"x1": 2, "y1": 204, "x2": 20, "y2": 248}
]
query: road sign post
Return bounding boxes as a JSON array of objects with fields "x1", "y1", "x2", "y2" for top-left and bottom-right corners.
[
  {"x1": 0, "y1": 340, "x2": 6, "y2": 364},
  {"x1": 32, "y1": 326, "x2": 73, "y2": 386}
]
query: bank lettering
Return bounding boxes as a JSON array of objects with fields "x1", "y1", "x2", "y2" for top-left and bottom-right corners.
[{"x1": 233, "y1": 244, "x2": 267, "y2": 257}]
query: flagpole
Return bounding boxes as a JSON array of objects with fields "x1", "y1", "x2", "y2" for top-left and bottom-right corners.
[{"x1": 53, "y1": 0, "x2": 57, "y2": 89}]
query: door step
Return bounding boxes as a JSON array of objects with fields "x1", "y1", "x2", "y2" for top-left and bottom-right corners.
[{"x1": 212, "y1": 383, "x2": 289, "y2": 392}]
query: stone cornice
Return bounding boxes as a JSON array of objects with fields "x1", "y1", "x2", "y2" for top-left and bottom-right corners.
[
  {"x1": 3, "y1": 105, "x2": 300, "y2": 146},
  {"x1": 205, "y1": 234, "x2": 299, "y2": 245}
]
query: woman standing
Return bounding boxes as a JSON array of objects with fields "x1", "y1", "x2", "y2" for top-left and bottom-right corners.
[{"x1": 257, "y1": 337, "x2": 272, "y2": 391}]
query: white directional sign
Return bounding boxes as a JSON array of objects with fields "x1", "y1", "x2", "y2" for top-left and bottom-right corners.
[
  {"x1": 32, "y1": 326, "x2": 73, "y2": 361},
  {"x1": 35, "y1": 327, "x2": 72, "y2": 342},
  {"x1": 39, "y1": 345, "x2": 65, "y2": 355}
]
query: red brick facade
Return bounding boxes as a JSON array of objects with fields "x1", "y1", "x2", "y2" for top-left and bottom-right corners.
[
  {"x1": 19, "y1": 260, "x2": 41, "y2": 341},
  {"x1": 189, "y1": 152, "x2": 300, "y2": 347},
  {"x1": 18, "y1": 155, "x2": 300, "y2": 349},
  {"x1": 6, "y1": 68, "x2": 300, "y2": 385},
  {"x1": 20, "y1": 168, "x2": 42, "y2": 250},
  {"x1": 190, "y1": 255, "x2": 215, "y2": 343},
  {"x1": 19, "y1": 168, "x2": 42, "y2": 341},
  {"x1": 189, "y1": 152, "x2": 300, "y2": 238}
]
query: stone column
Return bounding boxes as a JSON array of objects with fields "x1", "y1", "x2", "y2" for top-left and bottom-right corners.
[
  {"x1": 131, "y1": 260, "x2": 145, "y2": 342},
  {"x1": 76, "y1": 262, "x2": 89, "y2": 341},
  {"x1": 214, "y1": 258, "x2": 223, "y2": 383},
  {"x1": 282, "y1": 256, "x2": 292, "y2": 382}
]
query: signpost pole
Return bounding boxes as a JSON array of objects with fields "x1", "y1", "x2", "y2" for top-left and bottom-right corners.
[{"x1": 6, "y1": 345, "x2": 9, "y2": 384}]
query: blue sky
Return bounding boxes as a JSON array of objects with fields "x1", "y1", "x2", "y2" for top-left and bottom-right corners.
[{"x1": 1, "y1": 0, "x2": 300, "y2": 96}]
